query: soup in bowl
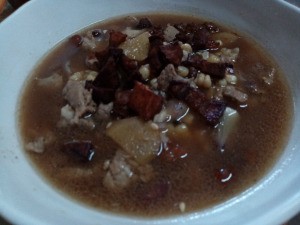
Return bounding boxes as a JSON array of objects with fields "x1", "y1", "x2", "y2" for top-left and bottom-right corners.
[{"x1": 0, "y1": 1, "x2": 300, "y2": 225}]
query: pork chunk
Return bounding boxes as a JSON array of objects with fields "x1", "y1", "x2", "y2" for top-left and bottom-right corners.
[
  {"x1": 103, "y1": 150, "x2": 137, "y2": 191},
  {"x1": 103, "y1": 150, "x2": 154, "y2": 191},
  {"x1": 157, "y1": 64, "x2": 186, "y2": 91},
  {"x1": 62, "y1": 80, "x2": 97, "y2": 120}
]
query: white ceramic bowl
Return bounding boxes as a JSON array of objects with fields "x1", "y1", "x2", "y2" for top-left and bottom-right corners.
[{"x1": 1, "y1": 1, "x2": 300, "y2": 224}]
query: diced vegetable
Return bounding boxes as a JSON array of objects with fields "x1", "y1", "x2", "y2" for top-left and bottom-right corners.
[
  {"x1": 120, "y1": 32, "x2": 151, "y2": 61},
  {"x1": 129, "y1": 81, "x2": 163, "y2": 120},
  {"x1": 106, "y1": 117, "x2": 161, "y2": 164}
]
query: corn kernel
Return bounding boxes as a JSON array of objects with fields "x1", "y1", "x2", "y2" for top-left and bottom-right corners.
[
  {"x1": 182, "y1": 50, "x2": 189, "y2": 61},
  {"x1": 177, "y1": 66, "x2": 189, "y2": 77},
  {"x1": 179, "y1": 202, "x2": 186, "y2": 212},
  {"x1": 150, "y1": 78, "x2": 158, "y2": 89},
  {"x1": 207, "y1": 54, "x2": 220, "y2": 63},
  {"x1": 218, "y1": 78, "x2": 227, "y2": 87},
  {"x1": 197, "y1": 50, "x2": 210, "y2": 60},
  {"x1": 195, "y1": 73, "x2": 205, "y2": 87},
  {"x1": 180, "y1": 43, "x2": 192, "y2": 53},
  {"x1": 139, "y1": 64, "x2": 150, "y2": 80},
  {"x1": 225, "y1": 74, "x2": 237, "y2": 84},
  {"x1": 203, "y1": 75, "x2": 212, "y2": 88}
]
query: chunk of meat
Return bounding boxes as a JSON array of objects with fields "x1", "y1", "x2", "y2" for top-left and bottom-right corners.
[
  {"x1": 157, "y1": 64, "x2": 186, "y2": 91},
  {"x1": 112, "y1": 90, "x2": 135, "y2": 118},
  {"x1": 168, "y1": 81, "x2": 226, "y2": 125},
  {"x1": 163, "y1": 25, "x2": 179, "y2": 42},
  {"x1": 58, "y1": 105, "x2": 96, "y2": 128},
  {"x1": 223, "y1": 85, "x2": 248, "y2": 103},
  {"x1": 109, "y1": 30, "x2": 127, "y2": 47},
  {"x1": 184, "y1": 54, "x2": 232, "y2": 79},
  {"x1": 119, "y1": 55, "x2": 141, "y2": 89},
  {"x1": 25, "y1": 137, "x2": 47, "y2": 153},
  {"x1": 62, "y1": 80, "x2": 97, "y2": 119},
  {"x1": 95, "y1": 47, "x2": 123, "y2": 69},
  {"x1": 93, "y1": 57, "x2": 120, "y2": 90},
  {"x1": 129, "y1": 82, "x2": 163, "y2": 120},
  {"x1": 186, "y1": 88, "x2": 226, "y2": 125},
  {"x1": 175, "y1": 23, "x2": 219, "y2": 51},
  {"x1": 97, "y1": 102, "x2": 113, "y2": 120},
  {"x1": 160, "y1": 42, "x2": 183, "y2": 66},
  {"x1": 88, "y1": 56, "x2": 121, "y2": 104},
  {"x1": 103, "y1": 150, "x2": 154, "y2": 191},
  {"x1": 103, "y1": 150, "x2": 137, "y2": 191},
  {"x1": 148, "y1": 35, "x2": 165, "y2": 76}
]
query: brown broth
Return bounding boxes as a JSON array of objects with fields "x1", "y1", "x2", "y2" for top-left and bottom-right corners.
[{"x1": 19, "y1": 13, "x2": 293, "y2": 217}]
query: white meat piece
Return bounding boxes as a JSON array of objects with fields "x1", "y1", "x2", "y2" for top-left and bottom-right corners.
[
  {"x1": 58, "y1": 104, "x2": 95, "y2": 129},
  {"x1": 103, "y1": 150, "x2": 137, "y2": 191},
  {"x1": 62, "y1": 79, "x2": 97, "y2": 119},
  {"x1": 223, "y1": 85, "x2": 248, "y2": 103},
  {"x1": 25, "y1": 134, "x2": 53, "y2": 153},
  {"x1": 61, "y1": 104, "x2": 75, "y2": 121},
  {"x1": 97, "y1": 102, "x2": 113, "y2": 120},
  {"x1": 103, "y1": 150, "x2": 155, "y2": 191},
  {"x1": 37, "y1": 72, "x2": 63, "y2": 88},
  {"x1": 164, "y1": 24, "x2": 179, "y2": 42},
  {"x1": 157, "y1": 64, "x2": 185, "y2": 91},
  {"x1": 25, "y1": 137, "x2": 45, "y2": 153},
  {"x1": 157, "y1": 64, "x2": 197, "y2": 91}
]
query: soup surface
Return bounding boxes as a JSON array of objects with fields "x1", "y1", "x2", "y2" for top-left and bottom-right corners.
[{"x1": 19, "y1": 13, "x2": 293, "y2": 217}]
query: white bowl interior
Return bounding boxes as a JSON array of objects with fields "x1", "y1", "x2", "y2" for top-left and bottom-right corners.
[{"x1": 0, "y1": 1, "x2": 300, "y2": 225}]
